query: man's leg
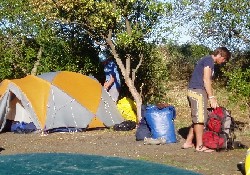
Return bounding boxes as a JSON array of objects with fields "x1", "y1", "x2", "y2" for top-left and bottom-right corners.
[
  {"x1": 185, "y1": 89, "x2": 214, "y2": 152},
  {"x1": 194, "y1": 123, "x2": 204, "y2": 149},
  {"x1": 182, "y1": 125, "x2": 194, "y2": 148}
]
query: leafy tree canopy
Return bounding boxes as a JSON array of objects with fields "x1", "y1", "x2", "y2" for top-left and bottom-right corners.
[{"x1": 171, "y1": 0, "x2": 250, "y2": 50}]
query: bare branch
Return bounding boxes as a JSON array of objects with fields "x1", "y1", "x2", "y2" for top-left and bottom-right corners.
[
  {"x1": 139, "y1": 83, "x2": 144, "y2": 97},
  {"x1": 31, "y1": 46, "x2": 43, "y2": 75},
  {"x1": 132, "y1": 53, "x2": 143, "y2": 82},
  {"x1": 126, "y1": 54, "x2": 131, "y2": 80},
  {"x1": 125, "y1": 17, "x2": 132, "y2": 36}
]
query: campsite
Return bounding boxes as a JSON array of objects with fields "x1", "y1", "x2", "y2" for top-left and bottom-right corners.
[
  {"x1": 0, "y1": 1, "x2": 250, "y2": 175},
  {"x1": 0, "y1": 80, "x2": 249, "y2": 175}
]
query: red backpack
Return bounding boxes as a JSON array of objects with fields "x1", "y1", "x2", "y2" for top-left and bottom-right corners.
[
  {"x1": 202, "y1": 107, "x2": 235, "y2": 150},
  {"x1": 203, "y1": 131, "x2": 227, "y2": 149},
  {"x1": 206, "y1": 107, "x2": 226, "y2": 132}
]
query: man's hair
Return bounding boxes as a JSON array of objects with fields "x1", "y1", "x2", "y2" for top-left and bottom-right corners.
[{"x1": 211, "y1": 47, "x2": 231, "y2": 61}]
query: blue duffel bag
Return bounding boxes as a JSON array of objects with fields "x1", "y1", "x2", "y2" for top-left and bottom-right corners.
[
  {"x1": 145, "y1": 105, "x2": 177, "y2": 143},
  {"x1": 135, "y1": 116, "x2": 151, "y2": 141},
  {"x1": 11, "y1": 121, "x2": 37, "y2": 134}
]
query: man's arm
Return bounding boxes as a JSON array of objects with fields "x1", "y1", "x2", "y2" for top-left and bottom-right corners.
[
  {"x1": 203, "y1": 66, "x2": 218, "y2": 108},
  {"x1": 203, "y1": 66, "x2": 213, "y2": 97},
  {"x1": 104, "y1": 74, "x2": 115, "y2": 90}
]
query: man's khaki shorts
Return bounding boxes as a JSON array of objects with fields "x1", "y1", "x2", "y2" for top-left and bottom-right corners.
[{"x1": 187, "y1": 89, "x2": 208, "y2": 124}]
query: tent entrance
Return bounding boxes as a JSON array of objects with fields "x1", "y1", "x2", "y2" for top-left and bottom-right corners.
[
  {"x1": 2, "y1": 93, "x2": 36, "y2": 133},
  {"x1": 6, "y1": 93, "x2": 32, "y2": 123}
]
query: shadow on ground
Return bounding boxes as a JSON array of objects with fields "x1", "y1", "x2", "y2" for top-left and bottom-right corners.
[{"x1": 178, "y1": 126, "x2": 190, "y2": 140}]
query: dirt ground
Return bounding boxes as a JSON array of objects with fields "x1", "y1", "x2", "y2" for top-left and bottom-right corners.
[{"x1": 0, "y1": 128, "x2": 248, "y2": 175}]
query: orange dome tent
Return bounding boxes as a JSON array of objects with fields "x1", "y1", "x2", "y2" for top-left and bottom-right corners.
[{"x1": 0, "y1": 71, "x2": 124, "y2": 132}]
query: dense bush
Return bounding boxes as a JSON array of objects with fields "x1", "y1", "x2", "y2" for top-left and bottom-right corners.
[
  {"x1": 223, "y1": 52, "x2": 250, "y2": 113},
  {"x1": 137, "y1": 45, "x2": 169, "y2": 104},
  {"x1": 159, "y1": 43, "x2": 211, "y2": 81}
]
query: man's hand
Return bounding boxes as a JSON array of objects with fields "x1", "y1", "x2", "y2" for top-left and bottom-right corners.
[
  {"x1": 104, "y1": 82, "x2": 109, "y2": 90},
  {"x1": 209, "y1": 97, "x2": 219, "y2": 108},
  {"x1": 104, "y1": 75, "x2": 115, "y2": 90}
]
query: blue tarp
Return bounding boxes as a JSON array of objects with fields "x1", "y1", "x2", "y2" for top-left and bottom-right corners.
[{"x1": 0, "y1": 153, "x2": 201, "y2": 175}]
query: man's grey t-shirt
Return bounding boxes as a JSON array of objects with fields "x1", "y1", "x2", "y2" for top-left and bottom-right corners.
[{"x1": 188, "y1": 55, "x2": 214, "y2": 90}]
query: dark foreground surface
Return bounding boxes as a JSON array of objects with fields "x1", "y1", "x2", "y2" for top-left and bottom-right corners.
[
  {"x1": 0, "y1": 129, "x2": 248, "y2": 175},
  {"x1": 0, "y1": 153, "x2": 200, "y2": 175}
]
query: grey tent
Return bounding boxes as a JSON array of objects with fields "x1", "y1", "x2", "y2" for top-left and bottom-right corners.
[{"x1": 0, "y1": 71, "x2": 124, "y2": 132}]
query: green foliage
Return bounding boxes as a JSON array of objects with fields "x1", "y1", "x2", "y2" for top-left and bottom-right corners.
[
  {"x1": 0, "y1": 36, "x2": 33, "y2": 80},
  {"x1": 227, "y1": 68, "x2": 250, "y2": 97},
  {"x1": 225, "y1": 68, "x2": 250, "y2": 109},
  {"x1": 201, "y1": 0, "x2": 250, "y2": 49},
  {"x1": 36, "y1": 28, "x2": 101, "y2": 77},
  {"x1": 0, "y1": 0, "x2": 102, "y2": 80},
  {"x1": 172, "y1": 0, "x2": 250, "y2": 49},
  {"x1": 161, "y1": 43, "x2": 211, "y2": 81},
  {"x1": 137, "y1": 45, "x2": 169, "y2": 104},
  {"x1": 180, "y1": 44, "x2": 211, "y2": 61},
  {"x1": 220, "y1": 50, "x2": 250, "y2": 116}
]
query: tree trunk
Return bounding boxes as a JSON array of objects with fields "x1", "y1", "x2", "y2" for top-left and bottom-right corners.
[{"x1": 106, "y1": 37, "x2": 143, "y2": 123}]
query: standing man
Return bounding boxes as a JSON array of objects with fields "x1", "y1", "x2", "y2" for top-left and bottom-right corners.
[
  {"x1": 99, "y1": 51, "x2": 121, "y2": 103},
  {"x1": 182, "y1": 47, "x2": 231, "y2": 152}
]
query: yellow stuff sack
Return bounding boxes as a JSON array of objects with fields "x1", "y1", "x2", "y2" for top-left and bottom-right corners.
[
  {"x1": 117, "y1": 97, "x2": 137, "y2": 122},
  {"x1": 245, "y1": 148, "x2": 250, "y2": 175}
]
